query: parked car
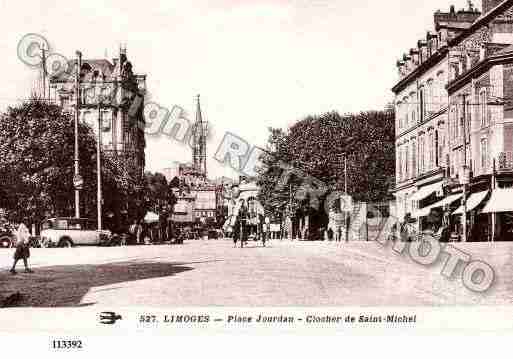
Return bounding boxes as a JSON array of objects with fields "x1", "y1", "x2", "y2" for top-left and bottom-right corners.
[
  {"x1": 40, "y1": 217, "x2": 111, "y2": 247},
  {"x1": 28, "y1": 235, "x2": 41, "y2": 248},
  {"x1": 207, "y1": 229, "x2": 219, "y2": 240},
  {"x1": 109, "y1": 232, "x2": 138, "y2": 246},
  {"x1": 0, "y1": 223, "x2": 15, "y2": 248},
  {"x1": 0, "y1": 232, "x2": 14, "y2": 248}
]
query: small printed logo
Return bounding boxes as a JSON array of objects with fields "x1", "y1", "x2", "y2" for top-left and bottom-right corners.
[{"x1": 99, "y1": 311, "x2": 122, "y2": 325}]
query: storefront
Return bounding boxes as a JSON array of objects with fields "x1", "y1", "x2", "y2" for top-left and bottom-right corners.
[
  {"x1": 452, "y1": 191, "x2": 490, "y2": 242},
  {"x1": 414, "y1": 192, "x2": 462, "y2": 232},
  {"x1": 481, "y1": 188, "x2": 513, "y2": 241}
]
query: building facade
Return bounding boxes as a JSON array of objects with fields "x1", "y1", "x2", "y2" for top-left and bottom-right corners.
[
  {"x1": 166, "y1": 96, "x2": 227, "y2": 226},
  {"x1": 49, "y1": 46, "x2": 146, "y2": 179},
  {"x1": 393, "y1": 3, "x2": 480, "y2": 224},
  {"x1": 393, "y1": 0, "x2": 513, "y2": 240}
]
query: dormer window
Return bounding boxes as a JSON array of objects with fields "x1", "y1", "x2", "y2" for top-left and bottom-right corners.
[{"x1": 480, "y1": 46, "x2": 486, "y2": 61}]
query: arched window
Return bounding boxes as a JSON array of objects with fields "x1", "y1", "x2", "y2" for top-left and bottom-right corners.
[
  {"x1": 397, "y1": 147, "x2": 402, "y2": 182},
  {"x1": 412, "y1": 140, "x2": 417, "y2": 177},
  {"x1": 405, "y1": 145, "x2": 410, "y2": 179},
  {"x1": 427, "y1": 79, "x2": 434, "y2": 114},
  {"x1": 404, "y1": 96, "x2": 409, "y2": 127},
  {"x1": 479, "y1": 88, "x2": 488, "y2": 127},
  {"x1": 419, "y1": 135, "x2": 425, "y2": 173},
  {"x1": 429, "y1": 131, "x2": 435, "y2": 170},
  {"x1": 80, "y1": 62, "x2": 92, "y2": 72}
]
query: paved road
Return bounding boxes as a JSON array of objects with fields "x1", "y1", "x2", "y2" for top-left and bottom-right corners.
[{"x1": 1, "y1": 239, "x2": 512, "y2": 307}]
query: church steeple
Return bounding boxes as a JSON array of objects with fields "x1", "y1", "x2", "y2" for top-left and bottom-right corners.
[{"x1": 193, "y1": 94, "x2": 207, "y2": 177}]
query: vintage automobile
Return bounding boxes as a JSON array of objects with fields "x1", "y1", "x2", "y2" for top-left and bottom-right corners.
[
  {"x1": 40, "y1": 217, "x2": 112, "y2": 247},
  {"x1": 0, "y1": 229, "x2": 15, "y2": 248}
]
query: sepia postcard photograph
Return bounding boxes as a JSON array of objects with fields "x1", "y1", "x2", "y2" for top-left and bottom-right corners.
[{"x1": 1, "y1": 0, "x2": 513, "y2": 352}]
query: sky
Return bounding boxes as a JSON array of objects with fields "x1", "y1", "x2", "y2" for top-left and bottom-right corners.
[{"x1": 0, "y1": 0, "x2": 485, "y2": 180}]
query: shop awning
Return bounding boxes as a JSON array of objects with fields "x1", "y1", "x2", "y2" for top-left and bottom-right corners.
[
  {"x1": 144, "y1": 211, "x2": 159, "y2": 223},
  {"x1": 414, "y1": 193, "x2": 463, "y2": 218},
  {"x1": 452, "y1": 191, "x2": 489, "y2": 215},
  {"x1": 481, "y1": 189, "x2": 513, "y2": 214},
  {"x1": 409, "y1": 182, "x2": 443, "y2": 202},
  {"x1": 173, "y1": 203, "x2": 188, "y2": 214}
]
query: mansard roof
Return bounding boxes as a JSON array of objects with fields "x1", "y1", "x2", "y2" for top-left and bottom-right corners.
[
  {"x1": 51, "y1": 58, "x2": 118, "y2": 83},
  {"x1": 446, "y1": 43, "x2": 513, "y2": 93},
  {"x1": 449, "y1": 0, "x2": 513, "y2": 46}
]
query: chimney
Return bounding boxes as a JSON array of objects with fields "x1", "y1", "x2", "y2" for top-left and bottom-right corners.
[
  {"x1": 119, "y1": 44, "x2": 127, "y2": 67},
  {"x1": 410, "y1": 48, "x2": 420, "y2": 65},
  {"x1": 482, "y1": 0, "x2": 503, "y2": 14}
]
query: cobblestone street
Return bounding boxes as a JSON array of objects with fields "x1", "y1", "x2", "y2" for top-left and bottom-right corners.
[{"x1": 1, "y1": 239, "x2": 512, "y2": 307}]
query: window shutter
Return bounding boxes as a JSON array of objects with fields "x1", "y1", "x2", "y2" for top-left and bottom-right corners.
[
  {"x1": 485, "y1": 88, "x2": 491, "y2": 125},
  {"x1": 486, "y1": 140, "x2": 491, "y2": 171}
]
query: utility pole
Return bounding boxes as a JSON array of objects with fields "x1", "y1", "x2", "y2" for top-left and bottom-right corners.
[
  {"x1": 97, "y1": 101, "x2": 103, "y2": 231},
  {"x1": 461, "y1": 93, "x2": 469, "y2": 242},
  {"x1": 344, "y1": 154, "x2": 349, "y2": 242},
  {"x1": 344, "y1": 154, "x2": 347, "y2": 194},
  {"x1": 74, "y1": 51, "x2": 82, "y2": 219},
  {"x1": 41, "y1": 43, "x2": 46, "y2": 100},
  {"x1": 289, "y1": 183, "x2": 293, "y2": 240},
  {"x1": 492, "y1": 159, "x2": 496, "y2": 242}
]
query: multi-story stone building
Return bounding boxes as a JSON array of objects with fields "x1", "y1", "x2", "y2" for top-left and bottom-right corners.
[
  {"x1": 49, "y1": 46, "x2": 146, "y2": 179},
  {"x1": 393, "y1": 3, "x2": 480, "y2": 225},
  {"x1": 445, "y1": 0, "x2": 513, "y2": 240},
  {"x1": 393, "y1": 0, "x2": 513, "y2": 240}
]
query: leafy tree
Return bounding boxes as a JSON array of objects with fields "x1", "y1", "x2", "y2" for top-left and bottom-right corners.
[
  {"x1": 143, "y1": 171, "x2": 170, "y2": 212},
  {"x1": 256, "y1": 109, "x2": 395, "y2": 237},
  {"x1": 169, "y1": 176, "x2": 180, "y2": 189},
  {"x1": 0, "y1": 99, "x2": 140, "y2": 230}
]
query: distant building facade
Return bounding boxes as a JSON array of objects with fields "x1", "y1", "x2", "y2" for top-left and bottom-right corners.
[
  {"x1": 167, "y1": 95, "x2": 227, "y2": 226},
  {"x1": 49, "y1": 46, "x2": 146, "y2": 179}
]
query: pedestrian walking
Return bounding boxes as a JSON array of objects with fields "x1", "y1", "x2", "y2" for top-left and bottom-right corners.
[
  {"x1": 10, "y1": 222, "x2": 33, "y2": 274},
  {"x1": 129, "y1": 220, "x2": 137, "y2": 244},
  {"x1": 327, "y1": 227, "x2": 334, "y2": 241},
  {"x1": 136, "y1": 220, "x2": 143, "y2": 244},
  {"x1": 233, "y1": 199, "x2": 250, "y2": 248},
  {"x1": 264, "y1": 216, "x2": 270, "y2": 245},
  {"x1": 128, "y1": 220, "x2": 143, "y2": 245}
]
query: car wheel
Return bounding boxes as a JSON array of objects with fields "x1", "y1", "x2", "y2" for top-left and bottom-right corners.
[
  {"x1": 59, "y1": 238, "x2": 73, "y2": 248},
  {"x1": 0, "y1": 236, "x2": 12, "y2": 248}
]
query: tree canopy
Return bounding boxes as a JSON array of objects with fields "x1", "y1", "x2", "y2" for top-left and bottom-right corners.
[
  {"x1": 143, "y1": 171, "x2": 177, "y2": 214},
  {"x1": 0, "y1": 99, "x2": 143, "y2": 228},
  {"x1": 256, "y1": 110, "x2": 395, "y2": 223}
]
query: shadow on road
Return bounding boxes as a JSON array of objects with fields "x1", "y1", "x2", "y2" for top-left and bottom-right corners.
[{"x1": 0, "y1": 260, "x2": 215, "y2": 307}]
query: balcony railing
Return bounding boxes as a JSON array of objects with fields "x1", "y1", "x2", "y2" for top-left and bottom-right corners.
[{"x1": 498, "y1": 152, "x2": 513, "y2": 171}]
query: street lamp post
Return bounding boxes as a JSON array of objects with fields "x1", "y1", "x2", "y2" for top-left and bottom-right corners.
[
  {"x1": 74, "y1": 51, "x2": 82, "y2": 218},
  {"x1": 340, "y1": 136, "x2": 355, "y2": 243},
  {"x1": 344, "y1": 153, "x2": 349, "y2": 242},
  {"x1": 97, "y1": 99, "x2": 103, "y2": 231},
  {"x1": 461, "y1": 93, "x2": 469, "y2": 242},
  {"x1": 344, "y1": 153, "x2": 347, "y2": 194}
]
